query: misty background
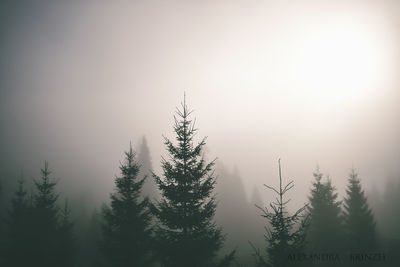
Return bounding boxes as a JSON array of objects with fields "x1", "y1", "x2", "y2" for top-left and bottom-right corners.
[{"x1": 1, "y1": 0, "x2": 400, "y2": 263}]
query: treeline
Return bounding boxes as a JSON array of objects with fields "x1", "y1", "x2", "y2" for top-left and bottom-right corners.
[{"x1": 0, "y1": 97, "x2": 399, "y2": 267}]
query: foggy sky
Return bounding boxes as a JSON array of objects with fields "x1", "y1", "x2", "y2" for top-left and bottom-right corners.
[{"x1": 1, "y1": 0, "x2": 399, "y2": 208}]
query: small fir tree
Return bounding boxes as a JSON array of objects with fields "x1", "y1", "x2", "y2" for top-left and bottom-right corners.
[
  {"x1": 101, "y1": 144, "x2": 153, "y2": 267},
  {"x1": 255, "y1": 159, "x2": 308, "y2": 267},
  {"x1": 343, "y1": 168, "x2": 377, "y2": 249},
  {"x1": 152, "y1": 96, "x2": 233, "y2": 267}
]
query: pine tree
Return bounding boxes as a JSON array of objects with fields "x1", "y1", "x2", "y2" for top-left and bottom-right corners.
[
  {"x1": 31, "y1": 161, "x2": 61, "y2": 267},
  {"x1": 34, "y1": 161, "x2": 59, "y2": 228},
  {"x1": 307, "y1": 167, "x2": 344, "y2": 252},
  {"x1": 4, "y1": 174, "x2": 33, "y2": 267},
  {"x1": 255, "y1": 159, "x2": 308, "y2": 267},
  {"x1": 343, "y1": 168, "x2": 377, "y2": 249},
  {"x1": 101, "y1": 144, "x2": 153, "y2": 267},
  {"x1": 152, "y1": 96, "x2": 233, "y2": 267}
]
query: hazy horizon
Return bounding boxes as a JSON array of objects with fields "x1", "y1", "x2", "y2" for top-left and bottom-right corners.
[{"x1": 1, "y1": 0, "x2": 399, "y2": 210}]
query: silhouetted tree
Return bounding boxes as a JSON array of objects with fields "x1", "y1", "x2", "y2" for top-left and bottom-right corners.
[
  {"x1": 255, "y1": 159, "x2": 308, "y2": 267},
  {"x1": 343, "y1": 168, "x2": 377, "y2": 249},
  {"x1": 137, "y1": 136, "x2": 158, "y2": 201},
  {"x1": 31, "y1": 161, "x2": 61, "y2": 267},
  {"x1": 4, "y1": 174, "x2": 33, "y2": 267},
  {"x1": 152, "y1": 96, "x2": 233, "y2": 267},
  {"x1": 307, "y1": 168, "x2": 344, "y2": 252},
  {"x1": 100, "y1": 144, "x2": 153, "y2": 267}
]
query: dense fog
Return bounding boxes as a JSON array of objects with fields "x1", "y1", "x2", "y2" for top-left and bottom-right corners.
[{"x1": 1, "y1": 1, "x2": 399, "y2": 266}]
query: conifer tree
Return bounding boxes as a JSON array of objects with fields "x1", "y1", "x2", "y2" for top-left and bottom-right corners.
[
  {"x1": 101, "y1": 144, "x2": 153, "y2": 267},
  {"x1": 307, "y1": 168, "x2": 344, "y2": 252},
  {"x1": 255, "y1": 159, "x2": 308, "y2": 267},
  {"x1": 31, "y1": 161, "x2": 61, "y2": 267},
  {"x1": 152, "y1": 96, "x2": 233, "y2": 267},
  {"x1": 5, "y1": 174, "x2": 33, "y2": 267},
  {"x1": 343, "y1": 168, "x2": 377, "y2": 249}
]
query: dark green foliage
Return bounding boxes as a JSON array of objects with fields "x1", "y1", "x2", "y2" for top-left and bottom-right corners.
[
  {"x1": 343, "y1": 168, "x2": 377, "y2": 249},
  {"x1": 81, "y1": 208, "x2": 103, "y2": 267},
  {"x1": 101, "y1": 144, "x2": 153, "y2": 267},
  {"x1": 152, "y1": 97, "x2": 232, "y2": 267},
  {"x1": 256, "y1": 159, "x2": 308, "y2": 267},
  {"x1": 307, "y1": 168, "x2": 344, "y2": 252},
  {"x1": 4, "y1": 164, "x2": 74, "y2": 266},
  {"x1": 6, "y1": 162, "x2": 76, "y2": 267},
  {"x1": 34, "y1": 161, "x2": 59, "y2": 229},
  {"x1": 31, "y1": 162, "x2": 62, "y2": 266},
  {"x1": 4, "y1": 174, "x2": 33, "y2": 267},
  {"x1": 58, "y1": 200, "x2": 75, "y2": 267}
]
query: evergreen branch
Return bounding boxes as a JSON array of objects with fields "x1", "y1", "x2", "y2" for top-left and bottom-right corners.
[
  {"x1": 264, "y1": 184, "x2": 279, "y2": 195},
  {"x1": 282, "y1": 181, "x2": 294, "y2": 194}
]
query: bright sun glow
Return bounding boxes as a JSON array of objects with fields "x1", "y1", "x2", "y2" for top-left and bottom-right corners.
[
  {"x1": 210, "y1": 10, "x2": 393, "y2": 123},
  {"x1": 296, "y1": 20, "x2": 388, "y2": 107}
]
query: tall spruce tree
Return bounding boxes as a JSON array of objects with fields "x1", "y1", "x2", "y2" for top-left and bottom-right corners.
[
  {"x1": 307, "y1": 168, "x2": 344, "y2": 252},
  {"x1": 101, "y1": 144, "x2": 153, "y2": 267},
  {"x1": 152, "y1": 97, "x2": 233, "y2": 267},
  {"x1": 254, "y1": 159, "x2": 308, "y2": 267},
  {"x1": 343, "y1": 168, "x2": 377, "y2": 249}
]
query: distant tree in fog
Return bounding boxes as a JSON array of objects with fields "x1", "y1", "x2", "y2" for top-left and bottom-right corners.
[
  {"x1": 151, "y1": 97, "x2": 234, "y2": 267},
  {"x1": 137, "y1": 136, "x2": 159, "y2": 201},
  {"x1": 377, "y1": 178, "x2": 400, "y2": 240},
  {"x1": 306, "y1": 167, "x2": 344, "y2": 252},
  {"x1": 4, "y1": 174, "x2": 32, "y2": 267},
  {"x1": 343, "y1": 169, "x2": 377, "y2": 249},
  {"x1": 255, "y1": 159, "x2": 308, "y2": 267},
  {"x1": 4, "y1": 165, "x2": 75, "y2": 267},
  {"x1": 100, "y1": 144, "x2": 153, "y2": 267},
  {"x1": 215, "y1": 164, "x2": 259, "y2": 266}
]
